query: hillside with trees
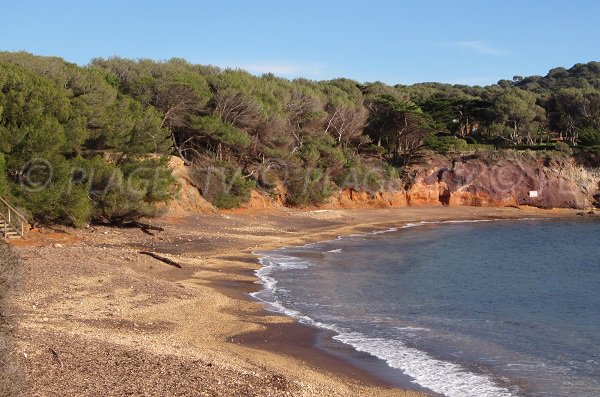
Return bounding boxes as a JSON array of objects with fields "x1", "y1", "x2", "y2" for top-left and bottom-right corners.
[{"x1": 1, "y1": 52, "x2": 600, "y2": 226}]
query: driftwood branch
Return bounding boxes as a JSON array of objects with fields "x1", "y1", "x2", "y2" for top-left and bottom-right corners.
[
  {"x1": 48, "y1": 348, "x2": 63, "y2": 368},
  {"x1": 139, "y1": 251, "x2": 182, "y2": 269},
  {"x1": 93, "y1": 220, "x2": 165, "y2": 236},
  {"x1": 123, "y1": 221, "x2": 165, "y2": 236}
]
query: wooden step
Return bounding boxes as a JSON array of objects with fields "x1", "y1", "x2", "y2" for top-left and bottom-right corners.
[
  {"x1": 0, "y1": 221, "x2": 21, "y2": 239},
  {"x1": 1, "y1": 196, "x2": 27, "y2": 239}
]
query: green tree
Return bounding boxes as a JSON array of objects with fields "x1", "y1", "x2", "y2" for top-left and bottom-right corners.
[
  {"x1": 491, "y1": 88, "x2": 546, "y2": 145},
  {"x1": 550, "y1": 88, "x2": 600, "y2": 144},
  {"x1": 366, "y1": 94, "x2": 432, "y2": 165},
  {"x1": 579, "y1": 127, "x2": 600, "y2": 146},
  {"x1": 419, "y1": 95, "x2": 488, "y2": 138}
]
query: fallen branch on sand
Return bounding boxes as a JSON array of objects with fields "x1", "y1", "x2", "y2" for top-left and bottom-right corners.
[
  {"x1": 48, "y1": 348, "x2": 63, "y2": 368},
  {"x1": 94, "y1": 221, "x2": 165, "y2": 235},
  {"x1": 139, "y1": 251, "x2": 182, "y2": 268},
  {"x1": 127, "y1": 222, "x2": 165, "y2": 236}
]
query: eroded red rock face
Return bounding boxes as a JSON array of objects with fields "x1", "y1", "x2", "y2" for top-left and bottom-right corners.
[
  {"x1": 322, "y1": 153, "x2": 598, "y2": 210},
  {"x1": 166, "y1": 154, "x2": 599, "y2": 213},
  {"x1": 325, "y1": 189, "x2": 408, "y2": 209},
  {"x1": 408, "y1": 154, "x2": 598, "y2": 209}
]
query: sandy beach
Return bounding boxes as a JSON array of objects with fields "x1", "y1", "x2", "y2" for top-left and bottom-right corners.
[{"x1": 7, "y1": 206, "x2": 581, "y2": 396}]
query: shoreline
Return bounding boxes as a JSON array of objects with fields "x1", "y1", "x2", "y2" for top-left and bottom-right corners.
[
  {"x1": 238, "y1": 208, "x2": 585, "y2": 395},
  {"x1": 211, "y1": 257, "x2": 429, "y2": 393},
  {"x1": 9, "y1": 206, "x2": 584, "y2": 396}
]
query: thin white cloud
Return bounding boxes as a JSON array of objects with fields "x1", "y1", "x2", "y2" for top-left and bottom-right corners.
[
  {"x1": 222, "y1": 62, "x2": 322, "y2": 78},
  {"x1": 452, "y1": 41, "x2": 510, "y2": 56}
]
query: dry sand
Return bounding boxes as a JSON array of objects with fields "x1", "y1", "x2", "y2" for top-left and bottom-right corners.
[{"x1": 7, "y1": 206, "x2": 581, "y2": 396}]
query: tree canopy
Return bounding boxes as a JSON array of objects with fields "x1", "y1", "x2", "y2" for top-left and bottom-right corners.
[{"x1": 1, "y1": 51, "x2": 600, "y2": 223}]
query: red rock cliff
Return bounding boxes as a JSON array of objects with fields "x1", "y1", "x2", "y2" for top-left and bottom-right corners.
[
  {"x1": 165, "y1": 153, "x2": 600, "y2": 214},
  {"x1": 405, "y1": 153, "x2": 600, "y2": 209}
]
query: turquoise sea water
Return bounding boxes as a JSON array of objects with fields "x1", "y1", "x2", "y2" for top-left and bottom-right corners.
[{"x1": 252, "y1": 218, "x2": 600, "y2": 397}]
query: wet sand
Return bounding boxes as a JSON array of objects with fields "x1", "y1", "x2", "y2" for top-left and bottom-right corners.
[{"x1": 8, "y1": 206, "x2": 580, "y2": 396}]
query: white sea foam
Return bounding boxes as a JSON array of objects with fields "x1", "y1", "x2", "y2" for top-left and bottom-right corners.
[
  {"x1": 333, "y1": 331, "x2": 515, "y2": 397},
  {"x1": 373, "y1": 227, "x2": 398, "y2": 234},
  {"x1": 395, "y1": 326, "x2": 431, "y2": 332},
  {"x1": 327, "y1": 248, "x2": 342, "y2": 253},
  {"x1": 250, "y1": 218, "x2": 538, "y2": 397}
]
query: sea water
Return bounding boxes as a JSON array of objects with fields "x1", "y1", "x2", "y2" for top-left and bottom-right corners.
[{"x1": 251, "y1": 218, "x2": 600, "y2": 397}]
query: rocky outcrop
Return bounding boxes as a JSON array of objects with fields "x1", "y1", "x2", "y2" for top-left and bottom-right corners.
[
  {"x1": 235, "y1": 189, "x2": 283, "y2": 211},
  {"x1": 163, "y1": 153, "x2": 600, "y2": 215},
  {"x1": 325, "y1": 189, "x2": 408, "y2": 209},
  {"x1": 163, "y1": 157, "x2": 217, "y2": 216},
  {"x1": 406, "y1": 153, "x2": 600, "y2": 209},
  {"x1": 321, "y1": 153, "x2": 599, "y2": 210}
]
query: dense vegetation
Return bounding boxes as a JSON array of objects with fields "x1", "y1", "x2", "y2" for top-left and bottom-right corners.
[{"x1": 1, "y1": 52, "x2": 600, "y2": 225}]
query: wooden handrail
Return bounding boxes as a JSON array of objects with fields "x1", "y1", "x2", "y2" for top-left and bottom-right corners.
[
  {"x1": 0, "y1": 197, "x2": 28, "y2": 223},
  {"x1": 0, "y1": 196, "x2": 28, "y2": 238}
]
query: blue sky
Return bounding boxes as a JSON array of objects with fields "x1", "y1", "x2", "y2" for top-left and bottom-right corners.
[{"x1": 1, "y1": 0, "x2": 599, "y2": 86}]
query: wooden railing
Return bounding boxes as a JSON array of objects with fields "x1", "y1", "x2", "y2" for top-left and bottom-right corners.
[{"x1": 0, "y1": 196, "x2": 27, "y2": 238}]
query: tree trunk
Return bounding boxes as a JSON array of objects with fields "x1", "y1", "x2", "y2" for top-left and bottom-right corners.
[{"x1": 171, "y1": 131, "x2": 191, "y2": 166}]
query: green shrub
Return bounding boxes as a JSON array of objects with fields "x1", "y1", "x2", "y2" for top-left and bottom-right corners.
[
  {"x1": 16, "y1": 154, "x2": 174, "y2": 227},
  {"x1": 22, "y1": 183, "x2": 93, "y2": 227},
  {"x1": 285, "y1": 168, "x2": 335, "y2": 206},
  {"x1": 424, "y1": 135, "x2": 468, "y2": 154},
  {"x1": 579, "y1": 127, "x2": 600, "y2": 147},
  {"x1": 466, "y1": 143, "x2": 496, "y2": 153},
  {"x1": 192, "y1": 115, "x2": 251, "y2": 148},
  {"x1": 190, "y1": 162, "x2": 255, "y2": 209},
  {"x1": 254, "y1": 163, "x2": 279, "y2": 191},
  {"x1": 85, "y1": 157, "x2": 175, "y2": 223},
  {"x1": 587, "y1": 145, "x2": 600, "y2": 155},
  {"x1": 213, "y1": 194, "x2": 244, "y2": 209},
  {"x1": 364, "y1": 144, "x2": 387, "y2": 156},
  {"x1": 334, "y1": 160, "x2": 383, "y2": 193},
  {"x1": 0, "y1": 154, "x2": 6, "y2": 196},
  {"x1": 12, "y1": 155, "x2": 93, "y2": 227},
  {"x1": 498, "y1": 144, "x2": 557, "y2": 151},
  {"x1": 555, "y1": 141, "x2": 573, "y2": 154}
]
